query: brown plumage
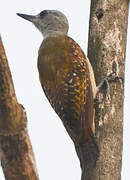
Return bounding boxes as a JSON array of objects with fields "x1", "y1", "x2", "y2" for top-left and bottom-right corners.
[
  {"x1": 38, "y1": 35, "x2": 94, "y2": 144},
  {"x1": 17, "y1": 10, "x2": 99, "y2": 172}
]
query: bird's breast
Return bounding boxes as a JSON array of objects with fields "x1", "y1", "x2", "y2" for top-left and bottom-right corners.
[{"x1": 37, "y1": 35, "x2": 94, "y2": 143}]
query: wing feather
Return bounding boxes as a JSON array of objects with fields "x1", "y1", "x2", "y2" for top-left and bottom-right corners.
[{"x1": 38, "y1": 35, "x2": 94, "y2": 143}]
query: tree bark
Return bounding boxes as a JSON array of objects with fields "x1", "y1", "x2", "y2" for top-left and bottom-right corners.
[
  {"x1": 0, "y1": 36, "x2": 39, "y2": 180},
  {"x1": 87, "y1": 0, "x2": 129, "y2": 179}
]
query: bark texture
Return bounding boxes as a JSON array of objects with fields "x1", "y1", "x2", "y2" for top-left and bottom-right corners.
[
  {"x1": 0, "y1": 36, "x2": 39, "y2": 180},
  {"x1": 87, "y1": 0, "x2": 129, "y2": 179}
]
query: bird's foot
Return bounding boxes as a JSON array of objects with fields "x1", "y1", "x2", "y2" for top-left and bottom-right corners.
[{"x1": 96, "y1": 72, "x2": 123, "y2": 100}]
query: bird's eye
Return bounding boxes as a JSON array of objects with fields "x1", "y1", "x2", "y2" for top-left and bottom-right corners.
[{"x1": 39, "y1": 10, "x2": 48, "y2": 18}]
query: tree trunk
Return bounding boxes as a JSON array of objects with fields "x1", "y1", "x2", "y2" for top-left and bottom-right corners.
[
  {"x1": 87, "y1": 0, "x2": 129, "y2": 179},
  {"x1": 0, "y1": 36, "x2": 39, "y2": 180}
]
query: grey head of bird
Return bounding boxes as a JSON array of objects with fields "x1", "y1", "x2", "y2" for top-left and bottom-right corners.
[{"x1": 17, "y1": 10, "x2": 69, "y2": 38}]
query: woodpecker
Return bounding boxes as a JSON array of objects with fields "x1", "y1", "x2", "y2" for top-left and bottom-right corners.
[{"x1": 17, "y1": 10, "x2": 100, "y2": 168}]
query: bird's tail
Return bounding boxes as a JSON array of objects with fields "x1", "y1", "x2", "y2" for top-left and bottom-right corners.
[{"x1": 74, "y1": 132, "x2": 99, "y2": 179}]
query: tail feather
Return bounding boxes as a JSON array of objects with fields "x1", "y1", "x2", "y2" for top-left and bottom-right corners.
[{"x1": 74, "y1": 132, "x2": 99, "y2": 179}]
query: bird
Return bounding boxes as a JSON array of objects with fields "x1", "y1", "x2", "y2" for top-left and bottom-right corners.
[{"x1": 17, "y1": 10, "x2": 99, "y2": 171}]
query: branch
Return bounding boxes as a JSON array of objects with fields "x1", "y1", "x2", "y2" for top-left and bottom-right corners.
[
  {"x1": 87, "y1": 0, "x2": 129, "y2": 179},
  {"x1": 0, "y1": 36, "x2": 39, "y2": 180}
]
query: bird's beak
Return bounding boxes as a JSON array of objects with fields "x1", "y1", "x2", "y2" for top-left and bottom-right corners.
[{"x1": 17, "y1": 13, "x2": 36, "y2": 23}]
